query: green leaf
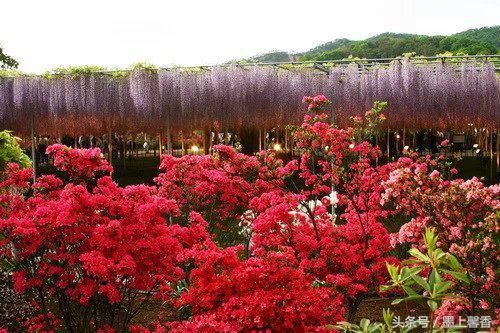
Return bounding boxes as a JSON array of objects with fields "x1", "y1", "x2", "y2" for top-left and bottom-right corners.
[
  {"x1": 441, "y1": 269, "x2": 470, "y2": 284},
  {"x1": 411, "y1": 274, "x2": 430, "y2": 291},
  {"x1": 408, "y1": 248, "x2": 429, "y2": 262},
  {"x1": 402, "y1": 285, "x2": 419, "y2": 296},
  {"x1": 360, "y1": 318, "x2": 370, "y2": 330},
  {"x1": 386, "y1": 263, "x2": 399, "y2": 280},
  {"x1": 400, "y1": 266, "x2": 423, "y2": 282},
  {"x1": 391, "y1": 295, "x2": 422, "y2": 305},
  {"x1": 434, "y1": 249, "x2": 446, "y2": 260},
  {"x1": 424, "y1": 227, "x2": 438, "y2": 250},
  {"x1": 428, "y1": 269, "x2": 440, "y2": 290},
  {"x1": 382, "y1": 308, "x2": 394, "y2": 328},
  {"x1": 434, "y1": 280, "x2": 453, "y2": 296},
  {"x1": 379, "y1": 285, "x2": 391, "y2": 292},
  {"x1": 446, "y1": 254, "x2": 464, "y2": 271},
  {"x1": 427, "y1": 299, "x2": 438, "y2": 311}
]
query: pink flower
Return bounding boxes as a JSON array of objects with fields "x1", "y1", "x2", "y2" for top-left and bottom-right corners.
[
  {"x1": 429, "y1": 170, "x2": 440, "y2": 178},
  {"x1": 479, "y1": 299, "x2": 489, "y2": 310},
  {"x1": 313, "y1": 94, "x2": 328, "y2": 104}
]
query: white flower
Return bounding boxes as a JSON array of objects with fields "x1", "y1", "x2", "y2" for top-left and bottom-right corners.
[
  {"x1": 324, "y1": 190, "x2": 338, "y2": 206},
  {"x1": 294, "y1": 200, "x2": 322, "y2": 217},
  {"x1": 239, "y1": 210, "x2": 255, "y2": 237},
  {"x1": 308, "y1": 200, "x2": 322, "y2": 212}
]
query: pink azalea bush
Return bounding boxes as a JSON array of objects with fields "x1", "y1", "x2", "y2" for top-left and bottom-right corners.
[{"x1": 382, "y1": 151, "x2": 499, "y2": 315}]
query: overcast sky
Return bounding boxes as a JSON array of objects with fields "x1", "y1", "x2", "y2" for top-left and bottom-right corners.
[{"x1": 1, "y1": 0, "x2": 499, "y2": 73}]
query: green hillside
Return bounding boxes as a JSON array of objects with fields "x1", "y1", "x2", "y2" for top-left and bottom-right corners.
[
  {"x1": 248, "y1": 51, "x2": 294, "y2": 63},
  {"x1": 244, "y1": 26, "x2": 499, "y2": 63},
  {"x1": 452, "y1": 26, "x2": 500, "y2": 48}
]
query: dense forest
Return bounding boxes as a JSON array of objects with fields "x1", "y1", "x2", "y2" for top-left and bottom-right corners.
[{"x1": 247, "y1": 26, "x2": 500, "y2": 62}]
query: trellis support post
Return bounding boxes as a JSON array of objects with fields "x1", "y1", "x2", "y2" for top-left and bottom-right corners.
[
  {"x1": 166, "y1": 125, "x2": 172, "y2": 155},
  {"x1": 489, "y1": 129, "x2": 493, "y2": 180},
  {"x1": 108, "y1": 130, "x2": 113, "y2": 171},
  {"x1": 159, "y1": 132, "x2": 163, "y2": 157},
  {"x1": 180, "y1": 131, "x2": 185, "y2": 156},
  {"x1": 496, "y1": 130, "x2": 499, "y2": 175},
  {"x1": 31, "y1": 112, "x2": 36, "y2": 182},
  {"x1": 386, "y1": 128, "x2": 390, "y2": 161}
]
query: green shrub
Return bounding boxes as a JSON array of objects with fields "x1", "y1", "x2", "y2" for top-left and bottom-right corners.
[{"x1": 0, "y1": 131, "x2": 31, "y2": 171}]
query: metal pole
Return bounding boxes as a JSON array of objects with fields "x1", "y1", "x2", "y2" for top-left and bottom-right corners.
[
  {"x1": 166, "y1": 125, "x2": 172, "y2": 155},
  {"x1": 159, "y1": 132, "x2": 163, "y2": 157},
  {"x1": 30, "y1": 113, "x2": 36, "y2": 182},
  {"x1": 496, "y1": 129, "x2": 499, "y2": 174},
  {"x1": 258, "y1": 129, "x2": 262, "y2": 151},
  {"x1": 386, "y1": 128, "x2": 390, "y2": 161},
  {"x1": 108, "y1": 130, "x2": 113, "y2": 168},
  {"x1": 489, "y1": 129, "x2": 493, "y2": 181}
]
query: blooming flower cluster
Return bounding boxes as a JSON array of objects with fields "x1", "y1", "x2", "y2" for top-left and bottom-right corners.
[
  {"x1": 270, "y1": 102, "x2": 398, "y2": 308},
  {"x1": 0, "y1": 95, "x2": 497, "y2": 332},
  {"x1": 302, "y1": 94, "x2": 330, "y2": 113},
  {"x1": 46, "y1": 144, "x2": 113, "y2": 183},
  {"x1": 0, "y1": 153, "x2": 190, "y2": 331},
  {"x1": 155, "y1": 145, "x2": 284, "y2": 246},
  {"x1": 382, "y1": 153, "x2": 499, "y2": 314}
]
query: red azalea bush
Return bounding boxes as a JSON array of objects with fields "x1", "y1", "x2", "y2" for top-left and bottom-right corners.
[
  {"x1": 155, "y1": 145, "x2": 284, "y2": 246},
  {"x1": 45, "y1": 144, "x2": 113, "y2": 183},
  {"x1": 261, "y1": 98, "x2": 396, "y2": 309},
  {"x1": 247, "y1": 190, "x2": 394, "y2": 311},
  {"x1": 0, "y1": 154, "x2": 188, "y2": 331},
  {"x1": 171, "y1": 256, "x2": 345, "y2": 332},
  {"x1": 0, "y1": 95, "x2": 497, "y2": 332},
  {"x1": 167, "y1": 213, "x2": 345, "y2": 332}
]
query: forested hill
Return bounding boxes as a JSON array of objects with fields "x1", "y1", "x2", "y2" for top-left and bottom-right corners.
[{"x1": 244, "y1": 26, "x2": 499, "y2": 63}]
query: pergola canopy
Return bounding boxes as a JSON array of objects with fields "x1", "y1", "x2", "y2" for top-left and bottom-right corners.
[{"x1": 1, "y1": 56, "x2": 499, "y2": 135}]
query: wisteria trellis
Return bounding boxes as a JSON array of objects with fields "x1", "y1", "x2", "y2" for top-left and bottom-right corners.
[{"x1": 0, "y1": 60, "x2": 498, "y2": 135}]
